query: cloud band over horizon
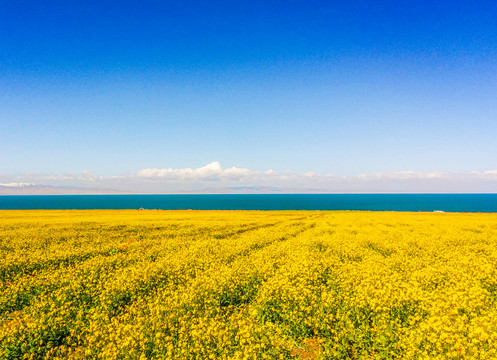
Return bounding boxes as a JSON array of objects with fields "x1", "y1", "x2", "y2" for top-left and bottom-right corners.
[{"x1": 1, "y1": 162, "x2": 497, "y2": 194}]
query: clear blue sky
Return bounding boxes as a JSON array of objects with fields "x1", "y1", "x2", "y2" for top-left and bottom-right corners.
[{"x1": 1, "y1": 1, "x2": 497, "y2": 192}]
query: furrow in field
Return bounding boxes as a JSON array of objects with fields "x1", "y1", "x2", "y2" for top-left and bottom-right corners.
[
  {"x1": 78, "y1": 216, "x2": 323, "y2": 358},
  {"x1": 1, "y1": 213, "x2": 303, "y2": 355}
]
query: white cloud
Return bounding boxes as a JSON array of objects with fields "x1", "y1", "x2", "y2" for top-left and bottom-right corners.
[
  {"x1": 355, "y1": 170, "x2": 447, "y2": 180},
  {"x1": 136, "y1": 161, "x2": 259, "y2": 181},
  {"x1": 135, "y1": 162, "x2": 337, "y2": 184},
  {"x1": 81, "y1": 170, "x2": 101, "y2": 181},
  {"x1": 471, "y1": 170, "x2": 497, "y2": 178}
]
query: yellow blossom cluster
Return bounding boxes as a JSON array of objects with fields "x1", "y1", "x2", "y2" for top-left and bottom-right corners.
[{"x1": 1, "y1": 210, "x2": 497, "y2": 359}]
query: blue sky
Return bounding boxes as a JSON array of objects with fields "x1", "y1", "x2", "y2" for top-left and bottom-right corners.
[{"x1": 1, "y1": 1, "x2": 497, "y2": 193}]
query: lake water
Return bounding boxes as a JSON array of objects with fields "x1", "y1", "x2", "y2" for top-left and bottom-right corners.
[{"x1": 1, "y1": 194, "x2": 497, "y2": 212}]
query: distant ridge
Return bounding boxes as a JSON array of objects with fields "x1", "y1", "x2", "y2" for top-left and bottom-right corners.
[
  {"x1": 0, "y1": 184, "x2": 131, "y2": 195},
  {"x1": 171, "y1": 186, "x2": 331, "y2": 194}
]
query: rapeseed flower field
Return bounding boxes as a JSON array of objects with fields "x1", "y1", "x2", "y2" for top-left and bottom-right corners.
[{"x1": 1, "y1": 210, "x2": 496, "y2": 359}]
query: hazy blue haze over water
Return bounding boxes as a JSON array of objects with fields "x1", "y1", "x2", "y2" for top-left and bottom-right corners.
[{"x1": 1, "y1": 194, "x2": 497, "y2": 212}]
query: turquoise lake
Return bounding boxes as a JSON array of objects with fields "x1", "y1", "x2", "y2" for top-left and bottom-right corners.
[{"x1": 1, "y1": 194, "x2": 497, "y2": 212}]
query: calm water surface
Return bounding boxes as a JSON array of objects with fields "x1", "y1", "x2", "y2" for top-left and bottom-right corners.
[{"x1": 1, "y1": 194, "x2": 497, "y2": 212}]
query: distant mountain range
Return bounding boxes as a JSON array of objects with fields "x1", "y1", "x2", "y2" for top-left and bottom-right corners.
[
  {"x1": 171, "y1": 186, "x2": 331, "y2": 194},
  {"x1": 0, "y1": 183, "x2": 129, "y2": 195},
  {"x1": 0, "y1": 184, "x2": 332, "y2": 195}
]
